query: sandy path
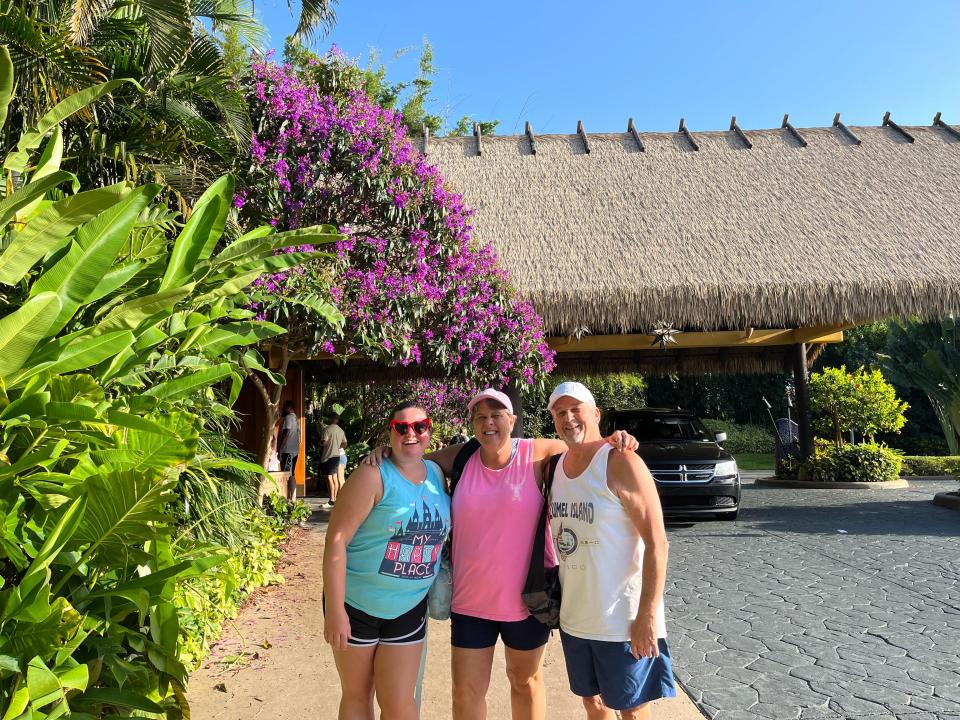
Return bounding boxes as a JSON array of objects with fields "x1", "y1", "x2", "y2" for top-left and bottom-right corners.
[{"x1": 186, "y1": 524, "x2": 702, "y2": 720}]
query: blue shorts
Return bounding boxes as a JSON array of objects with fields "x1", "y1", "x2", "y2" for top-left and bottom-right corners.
[
  {"x1": 451, "y1": 612, "x2": 551, "y2": 651},
  {"x1": 559, "y1": 630, "x2": 677, "y2": 711}
]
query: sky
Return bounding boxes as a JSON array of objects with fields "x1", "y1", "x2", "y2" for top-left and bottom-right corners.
[{"x1": 255, "y1": 0, "x2": 960, "y2": 136}]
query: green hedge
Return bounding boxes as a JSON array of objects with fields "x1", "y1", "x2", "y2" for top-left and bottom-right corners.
[
  {"x1": 801, "y1": 442, "x2": 903, "y2": 483},
  {"x1": 702, "y1": 419, "x2": 775, "y2": 455},
  {"x1": 174, "y1": 509, "x2": 287, "y2": 668},
  {"x1": 899, "y1": 456, "x2": 960, "y2": 476}
]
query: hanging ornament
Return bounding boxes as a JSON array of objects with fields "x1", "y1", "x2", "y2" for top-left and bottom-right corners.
[{"x1": 650, "y1": 321, "x2": 681, "y2": 350}]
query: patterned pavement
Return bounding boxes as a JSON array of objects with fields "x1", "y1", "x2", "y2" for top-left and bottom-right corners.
[{"x1": 664, "y1": 476, "x2": 960, "y2": 720}]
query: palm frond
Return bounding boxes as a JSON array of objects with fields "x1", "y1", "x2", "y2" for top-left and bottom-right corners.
[
  {"x1": 67, "y1": 0, "x2": 115, "y2": 45},
  {"x1": 290, "y1": 0, "x2": 337, "y2": 42}
]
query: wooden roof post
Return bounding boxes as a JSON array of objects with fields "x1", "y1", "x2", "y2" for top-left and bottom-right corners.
[
  {"x1": 833, "y1": 112, "x2": 862, "y2": 145},
  {"x1": 730, "y1": 115, "x2": 753, "y2": 149},
  {"x1": 792, "y1": 342, "x2": 814, "y2": 459},
  {"x1": 781, "y1": 113, "x2": 808, "y2": 147},
  {"x1": 474, "y1": 122, "x2": 483, "y2": 156},
  {"x1": 577, "y1": 119, "x2": 591, "y2": 153},
  {"x1": 627, "y1": 118, "x2": 645, "y2": 152},
  {"x1": 525, "y1": 120, "x2": 537, "y2": 155},
  {"x1": 678, "y1": 118, "x2": 700, "y2": 151}
]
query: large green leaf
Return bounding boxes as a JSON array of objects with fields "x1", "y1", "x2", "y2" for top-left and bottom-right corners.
[
  {"x1": 0, "y1": 292, "x2": 62, "y2": 377},
  {"x1": 78, "y1": 687, "x2": 164, "y2": 714},
  {"x1": 93, "y1": 284, "x2": 194, "y2": 335},
  {"x1": 4, "y1": 78, "x2": 143, "y2": 173},
  {"x1": 0, "y1": 185, "x2": 131, "y2": 286},
  {"x1": 121, "y1": 411, "x2": 199, "y2": 470},
  {"x1": 31, "y1": 185, "x2": 160, "y2": 332},
  {"x1": 186, "y1": 321, "x2": 285, "y2": 357},
  {"x1": 212, "y1": 224, "x2": 342, "y2": 265},
  {"x1": 0, "y1": 46, "x2": 12, "y2": 131},
  {"x1": 141, "y1": 363, "x2": 232, "y2": 400},
  {"x1": 20, "y1": 330, "x2": 135, "y2": 381},
  {"x1": 73, "y1": 470, "x2": 177, "y2": 568},
  {"x1": 0, "y1": 598, "x2": 81, "y2": 666},
  {"x1": 159, "y1": 175, "x2": 233, "y2": 290},
  {"x1": 0, "y1": 170, "x2": 76, "y2": 228}
]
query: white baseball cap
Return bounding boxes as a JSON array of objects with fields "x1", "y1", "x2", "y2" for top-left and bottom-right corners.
[
  {"x1": 467, "y1": 388, "x2": 514, "y2": 415},
  {"x1": 547, "y1": 381, "x2": 597, "y2": 411}
]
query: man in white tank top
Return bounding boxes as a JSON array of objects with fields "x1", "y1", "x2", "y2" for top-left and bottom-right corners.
[{"x1": 547, "y1": 382, "x2": 676, "y2": 720}]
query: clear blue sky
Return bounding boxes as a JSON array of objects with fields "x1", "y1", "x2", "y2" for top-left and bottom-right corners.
[{"x1": 255, "y1": 0, "x2": 960, "y2": 135}]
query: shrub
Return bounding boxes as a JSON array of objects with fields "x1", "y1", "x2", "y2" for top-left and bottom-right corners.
[
  {"x1": 899, "y1": 456, "x2": 960, "y2": 476},
  {"x1": 810, "y1": 366, "x2": 908, "y2": 446},
  {"x1": 175, "y1": 509, "x2": 287, "y2": 668},
  {"x1": 702, "y1": 419, "x2": 774, "y2": 455},
  {"x1": 801, "y1": 441, "x2": 903, "y2": 483}
]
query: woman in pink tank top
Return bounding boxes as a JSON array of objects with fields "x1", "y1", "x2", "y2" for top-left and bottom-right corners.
[{"x1": 412, "y1": 389, "x2": 637, "y2": 720}]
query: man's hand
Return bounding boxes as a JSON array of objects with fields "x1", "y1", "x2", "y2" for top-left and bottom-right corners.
[
  {"x1": 606, "y1": 430, "x2": 639, "y2": 453},
  {"x1": 630, "y1": 615, "x2": 660, "y2": 659},
  {"x1": 361, "y1": 446, "x2": 391, "y2": 466},
  {"x1": 323, "y1": 601, "x2": 352, "y2": 650}
]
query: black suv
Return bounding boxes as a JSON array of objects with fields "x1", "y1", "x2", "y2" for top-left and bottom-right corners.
[{"x1": 604, "y1": 408, "x2": 740, "y2": 520}]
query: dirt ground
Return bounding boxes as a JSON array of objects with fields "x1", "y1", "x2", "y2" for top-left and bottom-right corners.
[{"x1": 186, "y1": 525, "x2": 703, "y2": 720}]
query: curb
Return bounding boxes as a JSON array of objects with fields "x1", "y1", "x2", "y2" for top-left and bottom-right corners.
[
  {"x1": 933, "y1": 491, "x2": 960, "y2": 511},
  {"x1": 754, "y1": 477, "x2": 909, "y2": 489}
]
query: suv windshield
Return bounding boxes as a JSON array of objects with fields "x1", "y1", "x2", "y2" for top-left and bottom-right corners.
[{"x1": 618, "y1": 414, "x2": 713, "y2": 443}]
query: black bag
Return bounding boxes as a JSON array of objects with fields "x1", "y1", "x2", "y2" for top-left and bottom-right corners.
[
  {"x1": 449, "y1": 437, "x2": 481, "y2": 497},
  {"x1": 522, "y1": 453, "x2": 562, "y2": 628}
]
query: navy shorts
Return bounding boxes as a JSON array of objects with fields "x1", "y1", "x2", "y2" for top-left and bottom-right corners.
[
  {"x1": 560, "y1": 630, "x2": 677, "y2": 711},
  {"x1": 325, "y1": 595, "x2": 428, "y2": 647},
  {"x1": 451, "y1": 612, "x2": 551, "y2": 651}
]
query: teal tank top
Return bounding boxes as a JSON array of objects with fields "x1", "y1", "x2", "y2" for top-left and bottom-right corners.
[{"x1": 345, "y1": 458, "x2": 451, "y2": 619}]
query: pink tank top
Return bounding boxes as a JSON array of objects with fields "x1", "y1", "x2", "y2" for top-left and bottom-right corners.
[{"x1": 451, "y1": 438, "x2": 557, "y2": 621}]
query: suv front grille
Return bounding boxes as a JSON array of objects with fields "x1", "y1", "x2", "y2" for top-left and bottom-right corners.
[{"x1": 647, "y1": 463, "x2": 716, "y2": 484}]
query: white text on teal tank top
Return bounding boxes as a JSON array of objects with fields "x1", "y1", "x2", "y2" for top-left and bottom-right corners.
[{"x1": 344, "y1": 459, "x2": 451, "y2": 619}]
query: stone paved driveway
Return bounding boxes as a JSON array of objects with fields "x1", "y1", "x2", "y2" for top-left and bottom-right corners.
[{"x1": 664, "y1": 477, "x2": 960, "y2": 720}]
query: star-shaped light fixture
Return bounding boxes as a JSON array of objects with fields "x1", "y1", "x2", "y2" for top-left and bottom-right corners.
[{"x1": 650, "y1": 321, "x2": 681, "y2": 350}]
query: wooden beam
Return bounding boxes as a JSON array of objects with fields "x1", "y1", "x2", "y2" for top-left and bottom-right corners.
[
  {"x1": 547, "y1": 326, "x2": 848, "y2": 353},
  {"x1": 577, "y1": 119, "x2": 591, "y2": 154},
  {"x1": 934, "y1": 111, "x2": 960, "y2": 140},
  {"x1": 781, "y1": 113, "x2": 808, "y2": 147},
  {"x1": 833, "y1": 112, "x2": 862, "y2": 145},
  {"x1": 678, "y1": 117, "x2": 699, "y2": 151},
  {"x1": 627, "y1": 117, "x2": 645, "y2": 152},
  {"x1": 525, "y1": 120, "x2": 537, "y2": 155},
  {"x1": 882, "y1": 111, "x2": 915, "y2": 143},
  {"x1": 730, "y1": 115, "x2": 752, "y2": 149}
]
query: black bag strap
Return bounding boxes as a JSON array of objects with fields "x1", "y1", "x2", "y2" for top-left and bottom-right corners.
[
  {"x1": 448, "y1": 437, "x2": 481, "y2": 497},
  {"x1": 524, "y1": 453, "x2": 563, "y2": 593}
]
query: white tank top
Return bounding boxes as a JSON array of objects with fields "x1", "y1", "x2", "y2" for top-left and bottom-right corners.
[{"x1": 549, "y1": 444, "x2": 667, "y2": 641}]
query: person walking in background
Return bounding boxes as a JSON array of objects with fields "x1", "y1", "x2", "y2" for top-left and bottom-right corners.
[
  {"x1": 323, "y1": 402, "x2": 450, "y2": 720},
  {"x1": 547, "y1": 381, "x2": 676, "y2": 720},
  {"x1": 277, "y1": 400, "x2": 301, "y2": 501},
  {"x1": 320, "y1": 414, "x2": 348, "y2": 509}
]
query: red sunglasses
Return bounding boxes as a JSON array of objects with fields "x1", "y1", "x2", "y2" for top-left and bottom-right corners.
[{"x1": 390, "y1": 418, "x2": 432, "y2": 436}]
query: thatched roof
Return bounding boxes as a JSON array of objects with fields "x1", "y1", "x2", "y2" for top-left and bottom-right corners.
[{"x1": 428, "y1": 122, "x2": 960, "y2": 335}]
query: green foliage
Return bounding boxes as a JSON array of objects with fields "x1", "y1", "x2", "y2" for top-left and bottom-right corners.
[
  {"x1": 0, "y1": 55, "x2": 326, "y2": 717},
  {"x1": 173, "y1": 508, "x2": 286, "y2": 669},
  {"x1": 810, "y1": 366, "x2": 908, "y2": 446},
  {"x1": 800, "y1": 441, "x2": 903, "y2": 483},
  {"x1": 264, "y1": 494, "x2": 312, "y2": 525},
  {"x1": 702, "y1": 419, "x2": 774, "y2": 455},
  {"x1": 898, "y1": 456, "x2": 960, "y2": 476},
  {"x1": 645, "y1": 373, "x2": 792, "y2": 425},
  {"x1": 528, "y1": 372, "x2": 647, "y2": 438},
  {"x1": 450, "y1": 116, "x2": 500, "y2": 137},
  {"x1": 882, "y1": 318, "x2": 960, "y2": 455}
]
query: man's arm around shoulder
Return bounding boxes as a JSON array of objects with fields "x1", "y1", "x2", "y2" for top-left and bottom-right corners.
[{"x1": 607, "y1": 451, "x2": 669, "y2": 660}]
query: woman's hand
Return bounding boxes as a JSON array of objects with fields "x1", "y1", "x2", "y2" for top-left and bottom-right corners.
[
  {"x1": 323, "y1": 600, "x2": 352, "y2": 650},
  {"x1": 606, "y1": 430, "x2": 639, "y2": 453},
  {"x1": 361, "y1": 446, "x2": 391, "y2": 466}
]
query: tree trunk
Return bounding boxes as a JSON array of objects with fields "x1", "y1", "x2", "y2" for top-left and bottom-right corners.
[{"x1": 244, "y1": 342, "x2": 291, "y2": 470}]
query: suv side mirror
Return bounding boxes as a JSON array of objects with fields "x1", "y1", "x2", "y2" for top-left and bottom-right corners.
[{"x1": 714, "y1": 432, "x2": 727, "y2": 444}]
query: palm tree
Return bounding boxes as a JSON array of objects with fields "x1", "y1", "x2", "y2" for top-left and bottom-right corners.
[{"x1": 0, "y1": 0, "x2": 337, "y2": 201}]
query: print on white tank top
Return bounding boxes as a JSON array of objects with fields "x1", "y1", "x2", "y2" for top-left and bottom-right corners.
[{"x1": 549, "y1": 443, "x2": 667, "y2": 642}]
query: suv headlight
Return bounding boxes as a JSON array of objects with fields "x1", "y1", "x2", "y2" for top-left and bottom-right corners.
[{"x1": 714, "y1": 460, "x2": 738, "y2": 481}]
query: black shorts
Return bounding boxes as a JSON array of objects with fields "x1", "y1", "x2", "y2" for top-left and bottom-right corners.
[
  {"x1": 331, "y1": 596, "x2": 428, "y2": 647},
  {"x1": 279, "y1": 453, "x2": 297, "y2": 473},
  {"x1": 451, "y1": 612, "x2": 551, "y2": 651},
  {"x1": 321, "y1": 456, "x2": 340, "y2": 476}
]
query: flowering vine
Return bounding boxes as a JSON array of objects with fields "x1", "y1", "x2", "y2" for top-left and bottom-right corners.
[{"x1": 237, "y1": 51, "x2": 555, "y2": 390}]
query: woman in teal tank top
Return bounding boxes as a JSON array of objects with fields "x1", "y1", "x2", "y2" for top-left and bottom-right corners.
[{"x1": 323, "y1": 401, "x2": 451, "y2": 720}]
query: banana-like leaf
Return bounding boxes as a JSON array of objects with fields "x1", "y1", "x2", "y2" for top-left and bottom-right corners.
[
  {"x1": 84, "y1": 261, "x2": 144, "y2": 305},
  {"x1": 104, "y1": 411, "x2": 179, "y2": 438},
  {"x1": 186, "y1": 321, "x2": 285, "y2": 357},
  {"x1": 31, "y1": 185, "x2": 159, "y2": 333},
  {"x1": 0, "y1": 185, "x2": 131, "y2": 286},
  {"x1": 93, "y1": 284, "x2": 194, "y2": 335},
  {"x1": 0, "y1": 598, "x2": 81, "y2": 667},
  {"x1": 5, "y1": 78, "x2": 144, "y2": 173},
  {"x1": 0, "y1": 292, "x2": 62, "y2": 378},
  {"x1": 0, "y1": 170, "x2": 77, "y2": 228},
  {"x1": 0, "y1": 47, "x2": 12, "y2": 131},
  {"x1": 73, "y1": 470, "x2": 177, "y2": 569},
  {"x1": 16, "y1": 128, "x2": 72, "y2": 221},
  {"x1": 213, "y1": 224, "x2": 342, "y2": 265},
  {"x1": 19, "y1": 330, "x2": 135, "y2": 382},
  {"x1": 159, "y1": 175, "x2": 233, "y2": 291},
  {"x1": 141, "y1": 363, "x2": 232, "y2": 400}
]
